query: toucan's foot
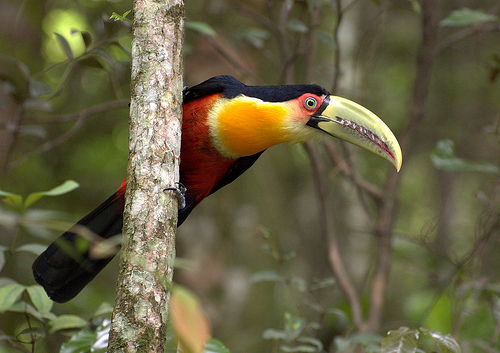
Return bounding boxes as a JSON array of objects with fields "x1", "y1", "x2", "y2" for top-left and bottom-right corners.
[{"x1": 164, "y1": 182, "x2": 187, "y2": 209}]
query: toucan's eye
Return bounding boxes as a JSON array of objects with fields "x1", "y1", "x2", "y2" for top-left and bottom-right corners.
[{"x1": 304, "y1": 97, "x2": 318, "y2": 110}]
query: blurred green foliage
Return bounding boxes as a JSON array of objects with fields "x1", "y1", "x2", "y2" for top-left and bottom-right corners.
[{"x1": 0, "y1": 0, "x2": 499, "y2": 352}]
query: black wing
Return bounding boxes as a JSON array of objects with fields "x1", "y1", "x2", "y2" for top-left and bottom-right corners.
[{"x1": 210, "y1": 152, "x2": 264, "y2": 195}]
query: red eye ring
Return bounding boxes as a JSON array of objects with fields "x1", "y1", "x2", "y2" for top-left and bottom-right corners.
[{"x1": 304, "y1": 97, "x2": 318, "y2": 110}]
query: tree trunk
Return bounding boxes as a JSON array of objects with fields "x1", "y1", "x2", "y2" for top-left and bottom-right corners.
[{"x1": 107, "y1": 0, "x2": 184, "y2": 352}]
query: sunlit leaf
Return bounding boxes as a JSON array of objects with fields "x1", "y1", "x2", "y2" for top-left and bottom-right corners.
[
  {"x1": 186, "y1": 21, "x2": 217, "y2": 37},
  {"x1": 441, "y1": 8, "x2": 498, "y2": 27},
  {"x1": 60, "y1": 329, "x2": 97, "y2": 353},
  {"x1": 431, "y1": 140, "x2": 500, "y2": 174},
  {"x1": 0, "y1": 283, "x2": 25, "y2": 313},
  {"x1": 204, "y1": 338, "x2": 231, "y2": 353},
  {"x1": 49, "y1": 315, "x2": 87, "y2": 333},
  {"x1": 109, "y1": 10, "x2": 132, "y2": 23},
  {"x1": 170, "y1": 285, "x2": 211, "y2": 353},
  {"x1": 24, "y1": 180, "x2": 79, "y2": 209},
  {"x1": 54, "y1": 33, "x2": 74, "y2": 60},
  {"x1": 26, "y1": 285, "x2": 53, "y2": 314},
  {"x1": 381, "y1": 327, "x2": 419, "y2": 353},
  {"x1": 91, "y1": 320, "x2": 111, "y2": 352},
  {"x1": 419, "y1": 328, "x2": 462, "y2": 353},
  {"x1": 16, "y1": 243, "x2": 46, "y2": 256}
]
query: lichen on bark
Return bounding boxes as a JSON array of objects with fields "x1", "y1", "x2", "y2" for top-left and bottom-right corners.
[{"x1": 107, "y1": 0, "x2": 184, "y2": 352}]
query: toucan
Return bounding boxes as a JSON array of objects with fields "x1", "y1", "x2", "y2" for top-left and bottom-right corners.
[{"x1": 32, "y1": 75, "x2": 402, "y2": 303}]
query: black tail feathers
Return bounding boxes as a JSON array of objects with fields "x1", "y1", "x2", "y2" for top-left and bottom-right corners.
[{"x1": 32, "y1": 193, "x2": 124, "y2": 303}]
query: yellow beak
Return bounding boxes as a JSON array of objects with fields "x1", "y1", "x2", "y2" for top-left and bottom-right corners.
[{"x1": 308, "y1": 95, "x2": 402, "y2": 171}]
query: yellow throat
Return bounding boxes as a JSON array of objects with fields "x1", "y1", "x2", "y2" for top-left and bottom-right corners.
[{"x1": 209, "y1": 96, "x2": 294, "y2": 157}]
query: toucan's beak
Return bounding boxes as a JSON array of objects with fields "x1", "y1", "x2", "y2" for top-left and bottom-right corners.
[{"x1": 307, "y1": 96, "x2": 402, "y2": 171}]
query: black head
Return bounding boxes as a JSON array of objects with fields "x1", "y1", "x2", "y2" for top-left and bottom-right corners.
[{"x1": 183, "y1": 75, "x2": 330, "y2": 104}]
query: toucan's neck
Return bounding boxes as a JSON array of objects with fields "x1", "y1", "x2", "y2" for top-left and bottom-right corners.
[{"x1": 208, "y1": 96, "x2": 294, "y2": 158}]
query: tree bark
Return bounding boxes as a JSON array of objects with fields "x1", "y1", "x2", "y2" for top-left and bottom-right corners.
[{"x1": 107, "y1": 0, "x2": 184, "y2": 352}]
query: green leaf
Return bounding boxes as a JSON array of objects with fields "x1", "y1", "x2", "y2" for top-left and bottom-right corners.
[
  {"x1": 16, "y1": 327, "x2": 45, "y2": 341},
  {"x1": 23, "y1": 98, "x2": 53, "y2": 112},
  {"x1": 281, "y1": 345, "x2": 316, "y2": 352},
  {"x1": 60, "y1": 329, "x2": 97, "y2": 353},
  {"x1": 250, "y1": 270, "x2": 284, "y2": 283},
  {"x1": 26, "y1": 285, "x2": 53, "y2": 314},
  {"x1": 262, "y1": 329, "x2": 287, "y2": 340},
  {"x1": 204, "y1": 338, "x2": 231, "y2": 353},
  {"x1": 0, "y1": 190, "x2": 23, "y2": 210},
  {"x1": 287, "y1": 19, "x2": 308, "y2": 33},
  {"x1": 310, "y1": 277, "x2": 335, "y2": 290},
  {"x1": 297, "y1": 337, "x2": 323, "y2": 352},
  {"x1": 24, "y1": 180, "x2": 79, "y2": 209},
  {"x1": 93, "y1": 302, "x2": 113, "y2": 318},
  {"x1": 419, "y1": 328, "x2": 462, "y2": 353},
  {"x1": 29, "y1": 79, "x2": 52, "y2": 97},
  {"x1": 431, "y1": 140, "x2": 500, "y2": 174},
  {"x1": 441, "y1": 8, "x2": 498, "y2": 27},
  {"x1": 54, "y1": 33, "x2": 74, "y2": 60},
  {"x1": 49, "y1": 315, "x2": 87, "y2": 333},
  {"x1": 0, "y1": 283, "x2": 25, "y2": 313},
  {"x1": 240, "y1": 27, "x2": 270, "y2": 48},
  {"x1": 314, "y1": 30, "x2": 336, "y2": 48},
  {"x1": 16, "y1": 243, "x2": 47, "y2": 256},
  {"x1": 186, "y1": 21, "x2": 217, "y2": 37},
  {"x1": 381, "y1": 327, "x2": 419, "y2": 353}
]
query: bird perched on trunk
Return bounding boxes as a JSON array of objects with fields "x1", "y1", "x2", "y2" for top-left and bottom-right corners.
[{"x1": 33, "y1": 75, "x2": 402, "y2": 303}]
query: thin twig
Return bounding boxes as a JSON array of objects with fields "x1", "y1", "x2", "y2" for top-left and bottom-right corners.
[
  {"x1": 304, "y1": 3, "x2": 321, "y2": 82},
  {"x1": 23, "y1": 99, "x2": 129, "y2": 124},
  {"x1": 304, "y1": 142, "x2": 363, "y2": 329},
  {"x1": 331, "y1": 0, "x2": 343, "y2": 92},
  {"x1": 8, "y1": 99, "x2": 128, "y2": 171},
  {"x1": 437, "y1": 21, "x2": 500, "y2": 54},
  {"x1": 232, "y1": 0, "x2": 278, "y2": 34},
  {"x1": 418, "y1": 213, "x2": 499, "y2": 327},
  {"x1": 206, "y1": 37, "x2": 260, "y2": 83},
  {"x1": 8, "y1": 114, "x2": 86, "y2": 171},
  {"x1": 323, "y1": 140, "x2": 383, "y2": 200},
  {"x1": 278, "y1": 0, "x2": 294, "y2": 83}
]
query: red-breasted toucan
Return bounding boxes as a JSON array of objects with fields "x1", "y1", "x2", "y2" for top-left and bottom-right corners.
[{"x1": 33, "y1": 75, "x2": 402, "y2": 302}]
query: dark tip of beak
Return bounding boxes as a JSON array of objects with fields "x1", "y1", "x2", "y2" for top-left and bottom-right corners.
[{"x1": 306, "y1": 115, "x2": 331, "y2": 129}]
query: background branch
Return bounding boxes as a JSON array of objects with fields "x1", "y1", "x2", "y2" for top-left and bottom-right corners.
[
  {"x1": 365, "y1": 0, "x2": 439, "y2": 332},
  {"x1": 304, "y1": 142, "x2": 363, "y2": 330}
]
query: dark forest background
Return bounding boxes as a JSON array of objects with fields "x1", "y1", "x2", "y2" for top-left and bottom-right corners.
[{"x1": 0, "y1": 0, "x2": 498, "y2": 352}]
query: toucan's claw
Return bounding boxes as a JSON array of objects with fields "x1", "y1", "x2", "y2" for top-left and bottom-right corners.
[{"x1": 164, "y1": 182, "x2": 187, "y2": 209}]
